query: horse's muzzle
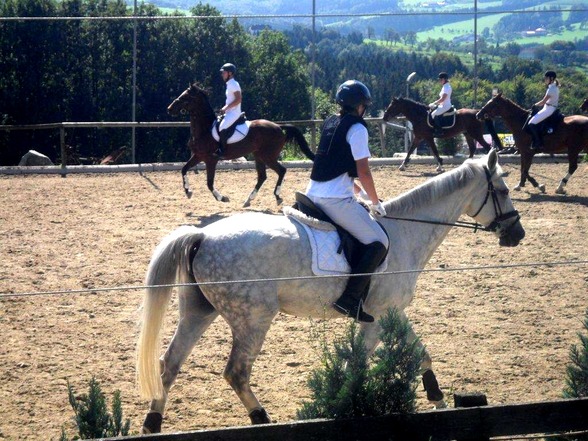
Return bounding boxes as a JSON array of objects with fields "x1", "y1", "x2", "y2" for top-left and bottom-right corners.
[{"x1": 498, "y1": 220, "x2": 525, "y2": 247}]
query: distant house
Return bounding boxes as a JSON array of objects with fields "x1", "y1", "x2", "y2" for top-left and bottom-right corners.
[{"x1": 522, "y1": 27, "x2": 547, "y2": 37}]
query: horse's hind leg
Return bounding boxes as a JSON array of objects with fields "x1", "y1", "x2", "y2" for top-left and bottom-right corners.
[
  {"x1": 555, "y1": 153, "x2": 579, "y2": 194},
  {"x1": 142, "y1": 290, "x2": 219, "y2": 434},
  {"x1": 243, "y1": 159, "x2": 269, "y2": 208}
]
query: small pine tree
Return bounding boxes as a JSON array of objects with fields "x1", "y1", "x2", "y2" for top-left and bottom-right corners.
[
  {"x1": 297, "y1": 307, "x2": 424, "y2": 420},
  {"x1": 64, "y1": 377, "x2": 131, "y2": 439},
  {"x1": 563, "y1": 308, "x2": 588, "y2": 400},
  {"x1": 558, "y1": 308, "x2": 588, "y2": 441}
]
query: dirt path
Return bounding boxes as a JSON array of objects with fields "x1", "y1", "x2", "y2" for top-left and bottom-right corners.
[{"x1": 1, "y1": 159, "x2": 587, "y2": 439}]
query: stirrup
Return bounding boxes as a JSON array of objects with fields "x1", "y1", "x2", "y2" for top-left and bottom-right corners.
[{"x1": 333, "y1": 301, "x2": 374, "y2": 323}]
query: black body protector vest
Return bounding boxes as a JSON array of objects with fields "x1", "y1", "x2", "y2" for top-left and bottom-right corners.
[{"x1": 310, "y1": 114, "x2": 368, "y2": 182}]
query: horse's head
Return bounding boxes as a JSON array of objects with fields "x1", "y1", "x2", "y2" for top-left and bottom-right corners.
[
  {"x1": 580, "y1": 98, "x2": 588, "y2": 114},
  {"x1": 476, "y1": 93, "x2": 503, "y2": 121},
  {"x1": 466, "y1": 149, "x2": 525, "y2": 247},
  {"x1": 384, "y1": 97, "x2": 406, "y2": 121},
  {"x1": 167, "y1": 83, "x2": 211, "y2": 117}
]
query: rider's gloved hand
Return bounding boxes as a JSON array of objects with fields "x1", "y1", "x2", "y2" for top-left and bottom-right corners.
[
  {"x1": 429, "y1": 103, "x2": 437, "y2": 109},
  {"x1": 370, "y1": 201, "x2": 386, "y2": 217}
]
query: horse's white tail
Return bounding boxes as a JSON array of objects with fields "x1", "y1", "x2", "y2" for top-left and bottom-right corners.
[{"x1": 136, "y1": 225, "x2": 204, "y2": 400}]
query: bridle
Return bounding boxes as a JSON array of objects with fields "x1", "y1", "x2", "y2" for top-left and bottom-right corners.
[{"x1": 383, "y1": 166, "x2": 520, "y2": 234}]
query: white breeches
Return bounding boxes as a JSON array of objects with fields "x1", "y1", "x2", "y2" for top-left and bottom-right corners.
[{"x1": 529, "y1": 105, "x2": 556, "y2": 125}]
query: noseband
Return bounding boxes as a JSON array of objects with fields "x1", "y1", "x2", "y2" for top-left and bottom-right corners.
[{"x1": 470, "y1": 166, "x2": 520, "y2": 234}]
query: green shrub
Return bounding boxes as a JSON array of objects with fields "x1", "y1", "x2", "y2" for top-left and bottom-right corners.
[
  {"x1": 563, "y1": 308, "x2": 588, "y2": 400},
  {"x1": 297, "y1": 307, "x2": 424, "y2": 420},
  {"x1": 62, "y1": 377, "x2": 130, "y2": 440}
]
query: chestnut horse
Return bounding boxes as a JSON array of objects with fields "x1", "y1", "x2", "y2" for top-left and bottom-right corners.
[
  {"x1": 477, "y1": 93, "x2": 588, "y2": 194},
  {"x1": 383, "y1": 97, "x2": 502, "y2": 172},
  {"x1": 581, "y1": 98, "x2": 588, "y2": 113},
  {"x1": 168, "y1": 84, "x2": 315, "y2": 207}
]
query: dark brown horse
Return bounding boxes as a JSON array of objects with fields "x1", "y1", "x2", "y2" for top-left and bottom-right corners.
[
  {"x1": 477, "y1": 93, "x2": 588, "y2": 194},
  {"x1": 168, "y1": 83, "x2": 315, "y2": 207},
  {"x1": 581, "y1": 98, "x2": 588, "y2": 113},
  {"x1": 383, "y1": 97, "x2": 501, "y2": 172}
]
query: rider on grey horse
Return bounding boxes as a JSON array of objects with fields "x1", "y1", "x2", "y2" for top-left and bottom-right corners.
[{"x1": 305, "y1": 80, "x2": 389, "y2": 323}]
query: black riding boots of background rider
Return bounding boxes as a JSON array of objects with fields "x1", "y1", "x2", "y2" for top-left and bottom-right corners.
[
  {"x1": 333, "y1": 241, "x2": 388, "y2": 323},
  {"x1": 432, "y1": 116, "x2": 443, "y2": 137},
  {"x1": 215, "y1": 130, "x2": 230, "y2": 159},
  {"x1": 528, "y1": 123, "x2": 543, "y2": 153}
]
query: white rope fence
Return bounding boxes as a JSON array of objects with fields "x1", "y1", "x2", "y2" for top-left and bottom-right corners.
[{"x1": 1, "y1": 259, "x2": 586, "y2": 299}]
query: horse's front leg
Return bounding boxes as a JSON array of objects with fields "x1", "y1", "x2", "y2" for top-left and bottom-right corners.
[
  {"x1": 425, "y1": 136, "x2": 444, "y2": 173},
  {"x1": 205, "y1": 160, "x2": 229, "y2": 202},
  {"x1": 243, "y1": 159, "x2": 269, "y2": 208},
  {"x1": 399, "y1": 138, "x2": 420, "y2": 171},
  {"x1": 181, "y1": 154, "x2": 200, "y2": 199}
]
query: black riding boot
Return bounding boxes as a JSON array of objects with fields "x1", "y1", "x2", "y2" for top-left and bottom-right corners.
[
  {"x1": 215, "y1": 130, "x2": 229, "y2": 159},
  {"x1": 333, "y1": 241, "x2": 388, "y2": 323},
  {"x1": 528, "y1": 124, "x2": 543, "y2": 152},
  {"x1": 432, "y1": 116, "x2": 443, "y2": 137}
]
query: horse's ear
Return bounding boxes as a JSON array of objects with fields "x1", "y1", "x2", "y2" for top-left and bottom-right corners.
[{"x1": 487, "y1": 148, "x2": 498, "y2": 171}]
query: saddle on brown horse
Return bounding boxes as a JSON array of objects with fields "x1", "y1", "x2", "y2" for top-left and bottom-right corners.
[{"x1": 428, "y1": 106, "x2": 457, "y2": 129}]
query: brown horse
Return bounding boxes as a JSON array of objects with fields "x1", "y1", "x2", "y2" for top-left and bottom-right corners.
[
  {"x1": 477, "y1": 93, "x2": 588, "y2": 194},
  {"x1": 168, "y1": 83, "x2": 315, "y2": 207},
  {"x1": 383, "y1": 97, "x2": 501, "y2": 172},
  {"x1": 581, "y1": 98, "x2": 588, "y2": 113}
]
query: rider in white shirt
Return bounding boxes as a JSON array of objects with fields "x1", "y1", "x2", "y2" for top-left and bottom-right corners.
[
  {"x1": 429, "y1": 72, "x2": 452, "y2": 136},
  {"x1": 306, "y1": 80, "x2": 389, "y2": 323},
  {"x1": 216, "y1": 63, "x2": 242, "y2": 158},
  {"x1": 528, "y1": 70, "x2": 560, "y2": 152}
]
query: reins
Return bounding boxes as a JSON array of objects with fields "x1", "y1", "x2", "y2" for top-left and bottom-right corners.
[{"x1": 382, "y1": 166, "x2": 519, "y2": 234}]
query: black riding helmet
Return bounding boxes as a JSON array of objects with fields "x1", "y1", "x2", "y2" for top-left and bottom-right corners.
[
  {"x1": 438, "y1": 72, "x2": 449, "y2": 80},
  {"x1": 335, "y1": 80, "x2": 372, "y2": 109},
  {"x1": 220, "y1": 63, "x2": 237, "y2": 74},
  {"x1": 544, "y1": 70, "x2": 557, "y2": 79}
]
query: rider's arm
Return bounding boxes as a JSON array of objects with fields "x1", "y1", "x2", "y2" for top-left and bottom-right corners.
[
  {"x1": 434, "y1": 92, "x2": 448, "y2": 106},
  {"x1": 356, "y1": 158, "x2": 379, "y2": 205},
  {"x1": 535, "y1": 92, "x2": 551, "y2": 107},
  {"x1": 222, "y1": 90, "x2": 242, "y2": 113}
]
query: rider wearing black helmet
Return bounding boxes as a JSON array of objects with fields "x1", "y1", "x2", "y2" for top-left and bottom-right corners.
[
  {"x1": 216, "y1": 63, "x2": 242, "y2": 158},
  {"x1": 528, "y1": 70, "x2": 560, "y2": 152},
  {"x1": 305, "y1": 80, "x2": 389, "y2": 323},
  {"x1": 429, "y1": 72, "x2": 453, "y2": 136}
]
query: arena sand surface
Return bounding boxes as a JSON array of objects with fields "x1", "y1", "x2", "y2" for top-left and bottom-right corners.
[{"x1": 0, "y1": 159, "x2": 587, "y2": 439}]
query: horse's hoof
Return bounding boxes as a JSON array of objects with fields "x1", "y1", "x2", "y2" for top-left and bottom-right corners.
[
  {"x1": 555, "y1": 186, "x2": 566, "y2": 195},
  {"x1": 221, "y1": 196, "x2": 230, "y2": 203},
  {"x1": 436, "y1": 166, "x2": 445, "y2": 173},
  {"x1": 399, "y1": 164, "x2": 406, "y2": 171},
  {"x1": 539, "y1": 184, "x2": 546, "y2": 193},
  {"x1": 249, "y1": 408, "x2": 271, "y2": 424},
  {"x1": 513, "y1": 184, "x2": 522, "y2": 191},
  {"x1": 433, "y1": 399, "x2": 448, "y2": 409},
  {"x1": 243, "y1": 200, "x2": 251, "y2": 208},
  {"x1": 276, "y1": 197, "x2": 283, "y2": 206},
  {"x1": 185, "y1": 190, "x2": 193, "y2": 199},
  {"x1": 142, "y1": 412, "x2": 163, "y2": 434}
]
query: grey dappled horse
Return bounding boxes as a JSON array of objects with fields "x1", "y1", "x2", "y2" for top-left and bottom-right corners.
[{"x1": 137, "y1": 150, "x2": 525, "y2": 434}]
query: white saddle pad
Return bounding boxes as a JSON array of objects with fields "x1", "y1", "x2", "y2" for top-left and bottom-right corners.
[
  {"x1": 283, "y1": 207, "x2": 388, "y2": 276},
  {"x1": 211, "y1": 120, "x2": 251, "y2": 144}
]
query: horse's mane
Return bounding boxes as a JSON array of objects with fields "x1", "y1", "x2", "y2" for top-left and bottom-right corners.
[
  {"x1": 398, "y1": 97, "x2": 429, "y2": 110},
  {"x1": 496, "y1": 95, "x2": 529, "y2": 114},
  {"x1": 385, "y1": 158, "x2": 498, "y2": 215},
  {"x1": 189, "y1": 83, "x2": 216, "y2": 120}
]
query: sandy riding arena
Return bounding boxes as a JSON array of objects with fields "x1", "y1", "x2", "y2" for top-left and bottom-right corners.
[{"x1": 1, "y1": 159, "x2": 587, "y2": 439}]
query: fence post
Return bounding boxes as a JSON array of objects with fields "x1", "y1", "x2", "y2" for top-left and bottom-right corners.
[
  {"x1": 60, "y1": 125, "x2": 67, "y2": 178},
  {"x1": 378, "y1": 121, "x2": 386, "y2": 157},
  {"x1": 454, "y1": 392, "x2": 489, "y2": 441}
]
